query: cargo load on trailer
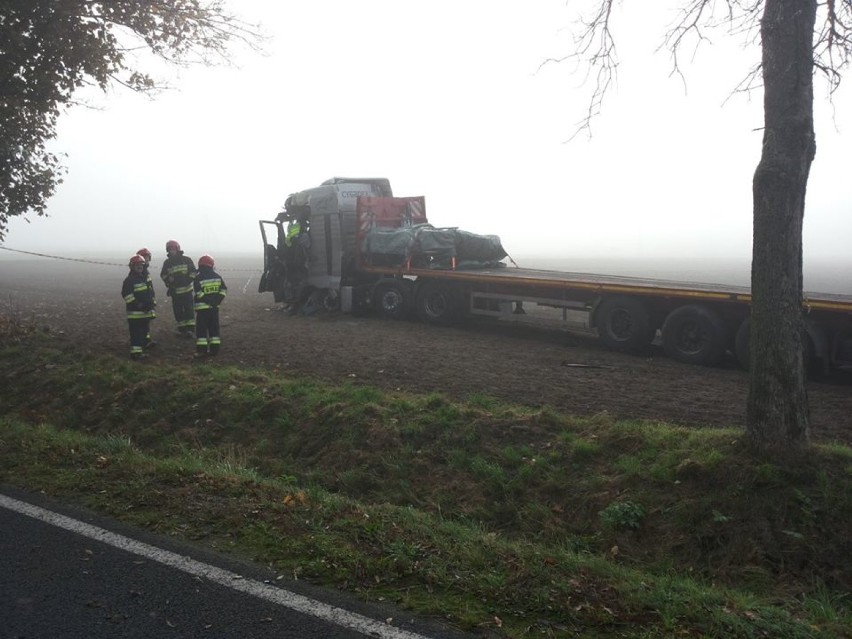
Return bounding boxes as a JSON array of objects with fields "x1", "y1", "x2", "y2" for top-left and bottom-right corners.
[
  {"x1": 259, "y1": 177, "x2": 852, "y2": 374},
  {"x1": 362, "y1": 224, "x2": 507, "y2": 269}
]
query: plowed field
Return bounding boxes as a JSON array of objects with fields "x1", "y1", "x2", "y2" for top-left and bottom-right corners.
[{"x1": 3, "y1": 255, "x2": 851, "y2": 445}]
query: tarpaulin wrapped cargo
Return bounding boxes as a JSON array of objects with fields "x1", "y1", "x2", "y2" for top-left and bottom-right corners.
[{"x1": 361, "y1": 224, "x2": 508, "y2": 269}]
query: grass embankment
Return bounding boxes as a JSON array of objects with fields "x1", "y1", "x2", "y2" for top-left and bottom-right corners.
[{"x1": 1, "y1": 322, "x2": 851, "y2": 637}]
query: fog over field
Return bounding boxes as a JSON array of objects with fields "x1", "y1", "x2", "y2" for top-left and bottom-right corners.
[{"x1": 2, "y1": 249, "x2": 849, "y2": 297}]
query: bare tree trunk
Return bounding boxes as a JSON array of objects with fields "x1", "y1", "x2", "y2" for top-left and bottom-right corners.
[{"x1": 747, "y1": 0, "x2": 816, "y2": 452}]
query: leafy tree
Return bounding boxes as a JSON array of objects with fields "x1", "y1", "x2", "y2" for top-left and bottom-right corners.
[
  {"x1": 0, "y1": 0, "x2": 258, "y2": 239},
  {"x1": 565, "y1": 0, "x2": 850, "y2": 454}
]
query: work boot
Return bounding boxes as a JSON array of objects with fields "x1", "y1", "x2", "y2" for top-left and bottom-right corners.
[{"x1": 130, "y1": 352, "x2": 147, "y2": 361}]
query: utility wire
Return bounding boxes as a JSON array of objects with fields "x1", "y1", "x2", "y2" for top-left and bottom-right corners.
[
  {"x1": 0, "y1": 246, "x2": 262, "y2": 272},
  {"x1": 0, "y1": 245, "x2": 124, "y2": 266}
]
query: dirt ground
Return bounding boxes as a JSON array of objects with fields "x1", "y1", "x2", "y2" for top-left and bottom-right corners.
[{"x1": 2, "y1": 254, "x2": 851, "y2": 445}]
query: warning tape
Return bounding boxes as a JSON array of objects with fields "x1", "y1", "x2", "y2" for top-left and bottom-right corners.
[{"x1": 0, "y1": 245, "x2": 262, "y2": 272}]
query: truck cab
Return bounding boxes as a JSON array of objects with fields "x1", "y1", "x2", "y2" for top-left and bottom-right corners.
[{"x1": 258, "y1": 177, "x2": 393, "y2": 310}]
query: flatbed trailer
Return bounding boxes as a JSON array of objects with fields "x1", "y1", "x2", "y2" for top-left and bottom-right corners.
[
  {"x1": 259, "y1": 178, "x2": 852, "y2": 372},
  {"x1": 358, "y1": 258, "x2": 852, "y2": 370}
]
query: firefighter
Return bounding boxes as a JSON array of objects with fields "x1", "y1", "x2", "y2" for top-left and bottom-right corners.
[
  {"x1": 136, "y1": 247, "x2": 157, "y2": 347},
  {"x1": 160, "y1": 240, "x2": 197, "y2": 337},
  {"x1": 193, "y1": 254, "x2": 228, "y2": 357},
  {"x1": 122, "y1": 255, "x2": 155, "y2": 360}
]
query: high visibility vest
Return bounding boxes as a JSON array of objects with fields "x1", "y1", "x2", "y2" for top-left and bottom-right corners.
[{"x1": 284, "y1": 221, "x2": 301, "y2": 247}]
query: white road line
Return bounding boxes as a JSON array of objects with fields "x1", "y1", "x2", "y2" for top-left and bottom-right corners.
[
  {"x1": 242, "y1": 276, "x2": 253, "y2": 294},
  {"x1": 0, "y1": 493, "x2": 435, "y2": 639}
]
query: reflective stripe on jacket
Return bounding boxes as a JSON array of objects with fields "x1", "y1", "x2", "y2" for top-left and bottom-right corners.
[
  {"x1": 121, "y1": 272, "x2": 155, "y2": 319},
  {"x1": 160, "y1": 254, "x2": 197, "y2": 295},
  {"x1": 193, "y1": 268, "x2": 228, "y2": 311}
]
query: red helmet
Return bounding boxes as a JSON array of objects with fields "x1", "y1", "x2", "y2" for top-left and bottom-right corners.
[
  {"x1": 129, "y1": 255, "x2": 146, "y2": 267},
  {"x1": 198, "y1": 254, "x2": 215, "y2": 268},
  {"x1": 165, "y1": 240, "x2": 181, "y2": 252},
  {"x1": 136, "y1": 247, "x2": 151, "y2": 259}
]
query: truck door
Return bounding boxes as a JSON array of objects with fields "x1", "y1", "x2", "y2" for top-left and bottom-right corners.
[{"x1": 258, "y1": 220, "x2": 284, "y2": 296}]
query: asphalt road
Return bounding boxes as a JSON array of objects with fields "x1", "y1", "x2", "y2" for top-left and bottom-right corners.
[{"x1": 0, "y1": 488, "x2": 470, "y2": 639}]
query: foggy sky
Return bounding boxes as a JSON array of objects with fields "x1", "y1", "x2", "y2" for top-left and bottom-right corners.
[{"x1": 3, "y1": 0, "x2": 851, "y2": 272}]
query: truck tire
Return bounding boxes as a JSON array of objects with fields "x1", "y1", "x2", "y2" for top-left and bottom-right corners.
[
  {"x1": 373, "y1": 280, "x2": 411, "y2": 320},
  {"x1": 302, "y1": 288, "x2": 339, "y2": 314},
  {"x1": 595, "y1": 296, "x2": 655, "y2": 353},
  {"x1": 416, "y1": 282, "x2": 462, "y2": 325},
  {"x1": 320, "y1": 288, "x2": 340, "y2": 312},
  {"x1": 661, "y1": 305, "x2": 728, "y2": 366}
]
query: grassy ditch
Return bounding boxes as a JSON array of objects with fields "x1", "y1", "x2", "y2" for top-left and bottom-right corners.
[{"x1": 1, "y1": 335, "x2": 851, "y2": 638}]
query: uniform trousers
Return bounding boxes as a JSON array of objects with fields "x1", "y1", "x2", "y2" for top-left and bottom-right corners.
[{"x1": 195, "y1": 307, "x2": 221, "y2": 354}]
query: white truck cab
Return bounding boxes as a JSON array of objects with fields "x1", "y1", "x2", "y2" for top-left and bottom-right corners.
[{"x1": 259, "y1": 177, "x2": 393, "y2": 309}]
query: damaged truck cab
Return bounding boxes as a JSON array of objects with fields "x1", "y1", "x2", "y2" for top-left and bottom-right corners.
[{"x1": 259, "y1": 177, "x2": 393, "y2": 312}]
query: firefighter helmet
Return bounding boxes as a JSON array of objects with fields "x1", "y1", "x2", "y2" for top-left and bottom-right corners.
[
  {"x1": 165, "y1": 240, "x2": 181, "y2": 252},
  {"x1": 129, "y1": 255, "x2": 146, "y2": 267},
  {"x1": 198, "y1": 255, "x2": 215, "y2": 268},
  {"x1": 136, "y1": 247, "x2": 151, "y2": 260}
]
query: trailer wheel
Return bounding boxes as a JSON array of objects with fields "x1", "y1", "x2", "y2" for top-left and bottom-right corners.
[
  {"x1": 416, "y1": 282, "x2": 462, "y2": 325},
  {"x1": 595, "y1": 296, "x2": 655, "y2": 353},
  {"x1": 661, "y1": 305, "x2": 728, "y2": 366},
  {"x1": 373, "y1": 280, "x2": 411, "y2": 320}
]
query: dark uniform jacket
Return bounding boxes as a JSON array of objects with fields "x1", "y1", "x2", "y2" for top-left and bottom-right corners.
[
  {"x1": 160, "y1": 253, "x2": 196, "y2": 296},
  {"x1": 122, "y1": 270, "x2": 155, "y2": 319},
  {"x1": 193, "y1": 266, "x2": 228, "y2": 310}
]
